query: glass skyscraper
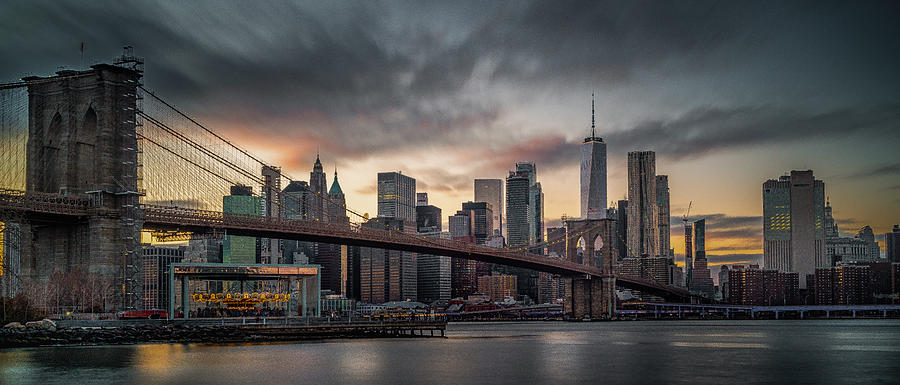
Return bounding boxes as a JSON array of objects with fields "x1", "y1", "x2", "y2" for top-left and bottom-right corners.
[{"x1": 581, "y1": 96, "x2": 607, "y2": 219}]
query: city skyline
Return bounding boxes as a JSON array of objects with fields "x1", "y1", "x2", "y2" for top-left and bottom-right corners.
[{"x1": 2, "y1": 1, "x2": 899, "y2": 271}]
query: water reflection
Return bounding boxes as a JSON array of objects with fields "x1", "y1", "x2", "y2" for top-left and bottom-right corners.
[{"x1": 1, "y1": 320, "x2": 899, "y2": 384}]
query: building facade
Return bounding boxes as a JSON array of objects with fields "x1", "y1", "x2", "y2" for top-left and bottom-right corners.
[
  {"x1": 626, "y1": 151, "x2": 659, "y2": 257},
  {"x1": 887, "y1": 225, "x2": 900, "y2": 263},
  {"x1": 223, "y1": 185, "x2": 260, "y2": 264},
  {"x1": 477, "y1": 274, "x2": 518, "y2": 302},
  {"x1": 656, "y1": 175, "x2": 671, "y2": 258},
  {"x1": 474, "y1": 179, "x2": 503, "y2": 237},
  {"x1": 141, "y1": 245, "x2": 185, "y2": 310},
  {"x1": 377, "y1": 172, "x2": 416, "y2": 222},
  {"x1": 358, "y1": 217, "x2": 417, "y2": 303},
  {"x1": 416, "y1": 201, "x2": 450, "y2": 304},
  {"x1": 763, "y1": 170, "x2": 825, "y2": 288}
]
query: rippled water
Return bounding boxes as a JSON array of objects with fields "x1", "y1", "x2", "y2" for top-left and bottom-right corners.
[{"x1": 2, "y1": 320, "x2": 900, "y2": 384}]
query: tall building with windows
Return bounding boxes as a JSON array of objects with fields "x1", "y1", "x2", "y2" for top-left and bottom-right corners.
[
  {"x1": 656, "y1": 175, "x2": 671, "y2": 258},
  {"x1": 449, "y1": 211, "x2": 476, "y2": 298},
  {"x1": 887, "y1": 225, "x2": 900, "y2": 263},
  {"x1": 359, "y1": 217, "x2": 417, "y2": 303},
  {"x1": 321, "y1": 168, "x2": 349, "y2": 295},
  {"x1": 505, "y1": 166, "x2": 541, "y2": 300},
  {"x1": 141, "y1": 245, "x2": 185, "y2": 310},
  {"x1": 690, "y1": 219, "x2": 714, "y2": 296},
  {"x1": 506, "y1": 171, "x2": 531, "y2": 248},
  {"x1": 474, "y1": 179, "x2": 503, "y2": 237},
  {"x1": 627, "y1": 151, "x2": 659, "y2": 257},
  {"x1": 223, "y1": 185, "x2": 261, "y2": 264},
  {"x1": 763, "y1": 170, "x2": 825, "y2": 288},
  {"x1": 415, "y1": 196, "x2": 449, "y2": 304},
  {"x1": 460, "y1": 202, "x2": 494, "y2": 244},
  {"x1": 684, "y1": 222, "x2": 693, "y2": 289},
  {"x1": 616, "y1": 199, "x2": 629, "y2": 259},
  {"x1": 514, "y1": 162, "x2": 544, "y2": 249},
  {"x1": 377, "y1": 172, "x2": 416, "y2": 222},
  {"x1": 581, "y1": 95, "x2": 607, "y2": 220}
]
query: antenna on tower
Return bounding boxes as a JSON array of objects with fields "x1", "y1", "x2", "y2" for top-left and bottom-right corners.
[{"x1": 591, "y1": 92, "x2": 596, "y2": 138}]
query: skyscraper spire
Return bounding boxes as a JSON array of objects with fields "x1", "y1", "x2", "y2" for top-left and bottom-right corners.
[{"x1": 591, "y1": 92, "x2": 595, "y2": 138}]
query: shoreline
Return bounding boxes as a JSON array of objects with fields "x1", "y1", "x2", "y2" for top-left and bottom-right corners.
[{"x1": 0, "y1": 320, "x2": 446, "y2": 349}]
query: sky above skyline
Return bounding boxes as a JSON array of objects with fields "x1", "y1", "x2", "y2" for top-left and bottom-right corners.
[{"x1": 2, "y1": 0, "x2": 899, "y2": 268}]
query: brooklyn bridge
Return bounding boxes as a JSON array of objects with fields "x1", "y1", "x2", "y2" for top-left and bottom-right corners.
[{"x1": 0, "y1": 54, "x2": 694, "y2": 320}]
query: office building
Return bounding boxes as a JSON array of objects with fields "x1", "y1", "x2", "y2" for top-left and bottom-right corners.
[
  {"x1": 618, "y1": 256, "x2": 671, "y2": 285},
  {"x1": 478, "y1": 274, "x2": 518, "y2": 302},
  {"x1": 506, "y1": 171, "x2": 531, "y2": 248},
  {"x1": 377, "y1": 172, "x2": 416, "y2": 222},
  {"x1": 887, "y1": 225, "x2": 900, "y2": 262},
  {"x1": 627, "y1": 151, "x2": 660, "y2": 257},
  {"x1": 321, "y1": 168, "x2": 349, "y2": 295},
  {"x1": 281, "y1": 181, "x2": 314, "y2": 264},
  {"x1": 223, "y1": 185, "x2": 260, "y2": 264},
  {"x1": 416, "y1": 192, "x2": 428, "y2": 207},
  {"x1": 718, "y1": 265, "x2": 730, "y2": 302},
  {"x1": 684, "y1": 222, "x2": 693, "y2": 289},
  {"x1": 260, "y1": 165, "x2": 282, "y2": 264},
  {"x1": 416, "y1": 204, "x2": 442, "y2": 235},
  {"x1": 763, "y1": 170, "x2": 825, "y2": 288},
  {"x1": 460, "y1": 202, "x2": 494, "y2": 244},
  {"x1": 416, "y1": 200, "x2": 450, "y2": 304},
  {"x1": 449, "y1": 211, "x2": 477, "y2": 298},
  {"x1": 690, "y1": 254, "x2": 715, "y2": 297},
  {"x1": 580, "y1": 96, "x2": 607, "y2": 219},
  {"x1": 615, "y1": 200, "x2": 629, "y2": 260},
  {"x1": 141, "y1": 245, "x2": 185, "y2": 310},
  {"x1": 656, "y1": 175, "x2": 671, "y2": 258},
  {"x1": 359, "y1": 217, "x2": 417, "y2": 303},
  {"x1": 474, "y1": 179, "x2": 503, "y2": 237}
]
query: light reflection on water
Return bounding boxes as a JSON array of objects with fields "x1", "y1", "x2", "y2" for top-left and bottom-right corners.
[{"x1": 1, "y1": 320, "x2": 899, "y2": 384}]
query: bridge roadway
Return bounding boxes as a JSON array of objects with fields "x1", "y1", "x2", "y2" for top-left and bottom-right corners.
[{"x1": 0, "y1": 189, "x2": 691, "y2": 301}]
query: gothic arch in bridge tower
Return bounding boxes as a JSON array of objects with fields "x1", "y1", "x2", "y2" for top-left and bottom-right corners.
[
  {"x1": 68, "y1": 106, "x2": 98, "y2": 192},
  {"x1": 565, "y1": 218, "x2": 616, "y2": 271},
  {"x1": 21, "y1": 64, "x2": 143, "y2": 311},
  {"x1": 564, "y1": 217, "x2": 618, "y2": 320},
  {"x1": 39, "y1": 112, "x2": 63, "y2": 193}
]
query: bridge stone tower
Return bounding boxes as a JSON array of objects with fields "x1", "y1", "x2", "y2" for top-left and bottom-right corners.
[
  {"x1": 564, "y1": 218, "x2": 617, "y2": 320},
  {"x1": 21, "y1": 63, "x2": 143, "y2": 310}
]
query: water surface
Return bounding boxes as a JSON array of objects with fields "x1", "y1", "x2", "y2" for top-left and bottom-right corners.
[{"x1": 2, "y1": 320, "x2": 899, "y2": 384}]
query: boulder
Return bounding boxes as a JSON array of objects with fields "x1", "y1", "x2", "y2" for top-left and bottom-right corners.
[
  {"x1": 3, "y1": 322, "x2": 24, "y2": 329},
  {"x1": 41, "y1": 319, "x2": 57, "y2": 328},
  {"x1": 25, "y1": 321, "x2": 43, "y2": 329}
]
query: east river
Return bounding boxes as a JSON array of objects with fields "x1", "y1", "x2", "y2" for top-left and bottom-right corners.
[{"x1": 2, "y1": 320, "x2": 899, "y2": 384}]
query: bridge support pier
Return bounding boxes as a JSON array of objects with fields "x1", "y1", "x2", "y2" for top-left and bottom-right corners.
[{"x1": 566, "y1": 275, "x2": 616, "y2": 320}]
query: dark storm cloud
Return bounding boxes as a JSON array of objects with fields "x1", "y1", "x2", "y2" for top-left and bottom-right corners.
[
  {"x1": 841, "y1": 162, "x2": 900, "y2": 180},
  {"x1": 607, "y1": 103, "x2": 900, "y2": 160},
  {"x1": 3, "y1": 0, "x2": 899, "y2": 167}
]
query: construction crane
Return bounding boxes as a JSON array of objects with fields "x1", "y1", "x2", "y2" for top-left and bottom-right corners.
[{"x1": 682, "y1": 201, "x2": 692, "y2": 226}]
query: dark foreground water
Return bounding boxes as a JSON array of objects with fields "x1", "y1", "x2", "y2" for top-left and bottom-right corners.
[{"x1": 2, "y1": 320, "x2": 900, "y2": 384}]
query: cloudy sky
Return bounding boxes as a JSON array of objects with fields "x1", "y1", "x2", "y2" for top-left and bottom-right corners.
[{"x1": 3, "y1": 0, "x2": 899, "y2": 269}]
